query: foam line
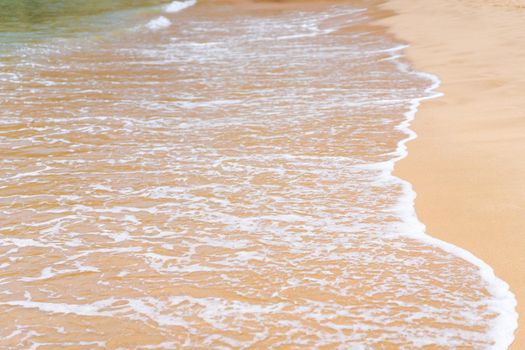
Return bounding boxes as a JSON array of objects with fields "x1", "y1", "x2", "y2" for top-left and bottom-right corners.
[
  {"x1": 164, "y1": 0, "x2": 197, "y2": 14},
  {"x1": 390, "y1": 52, "x2": 518, "y2": 349},
  {"x1": 146, "y1": 16, "x2": 172, "y2": 31},
  {"x1": 145, "y1": 0, "x2": 196, "y2": 31}
]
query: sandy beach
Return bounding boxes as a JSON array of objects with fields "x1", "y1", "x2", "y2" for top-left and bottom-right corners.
[
  {"x1": 381, "y1": 0, "x2": 525, "y2": 347},
  {"x1": 0, "y1": 0, "x2": 521, "y2": 347}
]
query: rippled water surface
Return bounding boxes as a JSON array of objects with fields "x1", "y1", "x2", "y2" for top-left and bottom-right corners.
[{"x1": 0, "y1": 1, "x2": 512, "y2": 349}]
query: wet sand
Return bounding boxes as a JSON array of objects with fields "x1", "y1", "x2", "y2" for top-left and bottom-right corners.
[{"x1": 381, "y1": 0, "x2": 525, "y2": 347}]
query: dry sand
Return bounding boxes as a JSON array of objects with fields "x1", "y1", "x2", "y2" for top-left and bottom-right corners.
[{"x1": 380, "y1": 0, "x2": 525, "y2": 347}]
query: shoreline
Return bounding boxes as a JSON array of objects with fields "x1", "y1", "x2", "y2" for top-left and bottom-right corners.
[{"x1": 380, "y1": 0, "x2": 525, "y2": 348}]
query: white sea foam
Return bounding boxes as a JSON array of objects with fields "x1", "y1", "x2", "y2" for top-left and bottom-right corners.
[
  {"x1": 146, "y1": 16, "x2": 172, "y2": 31},
  {"x1": 388, "y1": 50, "x2": 518, "y2": 349},
  {"x1": 164, "y1": 0, "x2": 197, "y2": 13}
]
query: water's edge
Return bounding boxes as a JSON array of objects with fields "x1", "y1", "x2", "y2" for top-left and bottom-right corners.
[{"x1": 387, "y1": 44, "x2": 518, "y2": 349}]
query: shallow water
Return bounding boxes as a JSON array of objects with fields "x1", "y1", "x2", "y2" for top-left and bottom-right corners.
[
  {"x1": 0, "y1": 0, "x2": 167, "y2": 31},
  {"x1": 0, "y1": 1, "x2": 515, "y2": 349}
]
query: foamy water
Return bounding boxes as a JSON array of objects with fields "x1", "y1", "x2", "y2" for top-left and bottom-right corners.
[{"x1": 0, "y1": 1, "x2": 517, "y2": 349}]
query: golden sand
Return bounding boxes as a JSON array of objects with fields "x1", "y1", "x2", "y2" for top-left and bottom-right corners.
[{"x1": 381, "y1": 0, "x2": 525, "y2": 347}]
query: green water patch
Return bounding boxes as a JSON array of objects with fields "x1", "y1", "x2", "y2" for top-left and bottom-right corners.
[{"x1": 0, "y1": 0, "x2": 169, "y2": 37}]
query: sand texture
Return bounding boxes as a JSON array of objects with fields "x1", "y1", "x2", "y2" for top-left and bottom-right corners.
[{"x1": 381, "y1": 0, "x2": 525, "y2": 347}]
